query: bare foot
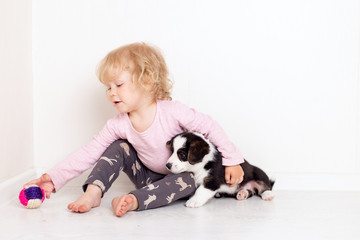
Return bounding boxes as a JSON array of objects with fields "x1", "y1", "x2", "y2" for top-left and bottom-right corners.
[
  {"x1": 112, "y1": 194, "x2": 139, "y2": 217},
  {"x1": 68, "y1": 184, "x2": 102, "y2": 213}
]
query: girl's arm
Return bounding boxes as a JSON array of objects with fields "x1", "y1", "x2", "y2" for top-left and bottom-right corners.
[
  {"x1": 46, "y1": 115, "x2": 123, "y2": 191},
  {"x1": 173, "y1": 101, "x2": 244, "y2": 166},
  {"x1": 173, "y1": 101, "x2": 245, "y2": 186}
]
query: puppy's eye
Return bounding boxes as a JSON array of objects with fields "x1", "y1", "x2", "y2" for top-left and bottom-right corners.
[{"x1": 177, "y1": 151, "x2": 186, "y2": 161}]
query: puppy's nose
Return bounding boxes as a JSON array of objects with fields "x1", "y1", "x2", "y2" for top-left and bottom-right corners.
[{"x1": 166, "y1": 163, "x2": 172, "y2": 170}]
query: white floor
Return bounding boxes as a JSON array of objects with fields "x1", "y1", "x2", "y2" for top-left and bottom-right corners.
[{"x1": 1, "y1": 184, "x2": 360, "y2": 240}]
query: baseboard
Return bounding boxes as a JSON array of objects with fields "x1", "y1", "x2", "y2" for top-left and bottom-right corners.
[
  {"x1": 0, "y1": 169, "x2": 37, "y2": 207},
  {"x1": 271, "y1": 172, "x2": 360, "y2": 191}
]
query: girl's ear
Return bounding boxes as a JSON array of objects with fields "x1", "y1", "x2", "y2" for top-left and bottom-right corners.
[
  {"x1": 137, "y1": 71, "x2": 154, "y2": 92},
  {"x1": 144, "y1": 72, "x2": 154, "y2": 87}
]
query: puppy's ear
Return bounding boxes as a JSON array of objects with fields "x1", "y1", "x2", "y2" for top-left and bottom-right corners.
[
  {"x1": 166, "y1": 139, "x2": 173, "y2": 151},
  {"x1": 188, "y1": 140, "x2": 210, "y2": 164}
]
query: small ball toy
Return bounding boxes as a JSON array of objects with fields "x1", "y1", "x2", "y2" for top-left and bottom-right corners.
[{"x1": 19, "y1": 185, "x2": 45, "y2": 209}]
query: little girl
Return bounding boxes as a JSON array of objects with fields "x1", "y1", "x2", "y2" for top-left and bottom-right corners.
[{"x1": 25, "y1": 42, "x2": 244, "y2": 217}]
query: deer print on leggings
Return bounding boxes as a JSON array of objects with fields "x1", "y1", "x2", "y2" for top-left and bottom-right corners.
[
  {"x1": 175, "y1": 177, "x2": 192, "y2": 191},
  {"x1": 166, "y1": 193, "x2": 176, "y2": 203},
  {"x1": 99, "y1": 156, "x2": 117, "y2": 166},
  {"x1": 144, "y1": 194, "x2": 157, "y2": 209}
]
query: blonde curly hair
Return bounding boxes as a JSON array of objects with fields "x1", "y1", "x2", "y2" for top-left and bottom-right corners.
[{"x1": 97, "y1": 42, "x2": 173, "y2": 100}]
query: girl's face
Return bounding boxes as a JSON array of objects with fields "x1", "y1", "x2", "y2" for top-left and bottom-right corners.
[{"x1": 106, "y1": 70, "x2": 153, "y2": 114}]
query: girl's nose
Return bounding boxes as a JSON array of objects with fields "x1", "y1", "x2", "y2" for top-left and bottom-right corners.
[{"x1": 108, "y1": 87, "x2": 116, "y2": 96}]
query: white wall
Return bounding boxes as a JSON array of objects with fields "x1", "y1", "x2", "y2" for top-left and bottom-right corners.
[
  {"x1": 0, "y1": 0, "x2": 33, "y2": 183},
  {"x1": 31, "y1": 0, "x2": 360, "y2": 190}
]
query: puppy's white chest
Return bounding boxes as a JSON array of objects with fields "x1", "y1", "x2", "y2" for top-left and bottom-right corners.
[{"x1": 194, "y1": 169, "x2": 210, "y2": 187}]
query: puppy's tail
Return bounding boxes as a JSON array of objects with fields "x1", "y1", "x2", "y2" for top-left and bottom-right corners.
[{"x1": 269, "y1": 178, "x2": 276, "y2": 190}]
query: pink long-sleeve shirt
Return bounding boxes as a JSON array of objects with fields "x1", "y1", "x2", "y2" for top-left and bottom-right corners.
[{"x1": 47, "y1": 100, "x2": 244, "y2": 191}]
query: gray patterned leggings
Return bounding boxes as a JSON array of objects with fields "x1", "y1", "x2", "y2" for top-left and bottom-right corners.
[{"x1": 83, "y1": 139, "x2": 196, "y2": 211}]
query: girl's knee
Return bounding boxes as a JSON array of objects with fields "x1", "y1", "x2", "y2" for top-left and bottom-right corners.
[
  {"x1": 106, "y1": 139, "x2": 133, "y2": 157},
  {"x1": 109, "y1": 139, "x2": 128, "y2": 148},
  {"x1": 168, "y1": 172, "x2": 196, "y2": 191},
  {"x1": 172, "y1": 172, "x2": 194, "y2": 179},
  {"x1": 179, "y1": 172, "x2": 195, "y2": 180}
]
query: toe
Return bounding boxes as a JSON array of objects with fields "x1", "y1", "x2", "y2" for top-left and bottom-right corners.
[
  {"x1": 70, "y1": 205, "x2": 78, "y2": 212},
  {"x1": 67, "y1": 203, "x2": 74, "y2": 210}
]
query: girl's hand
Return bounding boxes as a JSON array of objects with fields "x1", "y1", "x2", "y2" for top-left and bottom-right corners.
[
  {"x1": 24, "y1": 173, "x2": 55, "y2": 199},
  {"x1": 225, "y1": 165, "x2": 244, "y2": 187}
]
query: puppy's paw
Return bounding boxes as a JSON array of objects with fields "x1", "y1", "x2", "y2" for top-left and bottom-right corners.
[
  {"x1": 185, "y1": 198, "x2": 206, "y2": 208},
  {"x1": 261, "y1": 190, "x2": 275, "y2": 201},
  {"x1": 236, "y1": 190, "x2": 249, "y2": 200}
]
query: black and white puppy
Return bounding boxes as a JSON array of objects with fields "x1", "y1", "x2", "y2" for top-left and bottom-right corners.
[{"x1": 166, "y1": 132, "x2": 275, "y2": 208}]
